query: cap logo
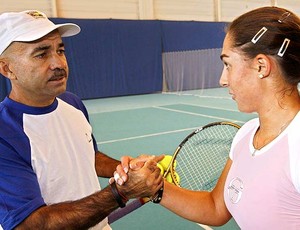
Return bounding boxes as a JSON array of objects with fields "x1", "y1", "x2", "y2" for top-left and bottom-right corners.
[{"x1": 25, "y1": 10, "x2": 46, "y2": 19}]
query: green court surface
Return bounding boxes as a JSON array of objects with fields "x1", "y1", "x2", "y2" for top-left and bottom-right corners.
[{"x1": 83, "y1": 88, "x2": 257, "y2": 230}]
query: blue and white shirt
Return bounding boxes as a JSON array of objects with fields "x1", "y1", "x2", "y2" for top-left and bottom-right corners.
[{"x1": 0, "y1": 91, "x2": 109, "y2": 230}]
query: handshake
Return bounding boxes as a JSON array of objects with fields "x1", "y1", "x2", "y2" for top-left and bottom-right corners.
[
  {"x1": 157, "y1": 155, "x2": 180, "y2": 185},
  {"x1": 109, "y1": 154, "x2": 181, "y2": 209}
]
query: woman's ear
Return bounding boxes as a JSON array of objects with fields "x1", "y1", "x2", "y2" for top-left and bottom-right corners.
[{"x1": 255, "y1": 54, "x2": 271, "y2": 79}]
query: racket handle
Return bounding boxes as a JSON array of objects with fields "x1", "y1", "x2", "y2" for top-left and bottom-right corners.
[{"x1": 108, "y1": 197, "x2": 148, "y2": 224}]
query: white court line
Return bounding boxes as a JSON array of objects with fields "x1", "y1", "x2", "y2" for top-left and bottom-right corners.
[
  {"x1": 153, "y1": 105, "x2": 244, "y2": 123},
  {"x1": 98, "y1": 126, "x2": 199, "y2": 145},
  {"x1": 197, "y1": 223, "x2": 213, "y2": 230},
  {"x1": 176, "y1": 102, "x2": 240, "y2": 112},
  {"x1": 162, "y1": 92, "x2": 232, "y2": 100},
  {"x1": 98, "y1": 106, "x2": 244, "y2": 145}
]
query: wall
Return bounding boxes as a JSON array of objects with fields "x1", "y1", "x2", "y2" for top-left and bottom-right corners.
[
  {"x1": 1, "y1": 0, "x2": 300, "y2": 100},
  {"x1": 1, "y1": 0, "x2": 300, "y2": 22},
  {"x1": 0, "y1": 18, "x2": 227, "y2": 100}
]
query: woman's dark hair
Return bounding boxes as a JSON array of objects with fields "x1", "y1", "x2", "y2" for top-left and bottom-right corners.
[{"x1": 227, "y1": 6, "x2": 300, "y2": 85}]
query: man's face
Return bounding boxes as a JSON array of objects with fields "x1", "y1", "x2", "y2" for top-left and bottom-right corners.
[{"x1": 5, "y1": 30, "x2": 69, "y2": 106}]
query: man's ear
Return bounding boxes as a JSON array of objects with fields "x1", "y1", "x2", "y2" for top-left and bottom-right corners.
[{"x1": 0, "y1": 60, "x2": 16, "y2": 80}]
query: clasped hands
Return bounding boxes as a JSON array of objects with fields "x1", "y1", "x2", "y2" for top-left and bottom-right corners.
[{"x1": 110, "y1": 154, "x2": 164, "y2": 200}]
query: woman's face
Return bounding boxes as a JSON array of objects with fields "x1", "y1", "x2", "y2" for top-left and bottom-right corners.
[{"x1": 219, "y1": 33, "x2": 262, "y2": 113}]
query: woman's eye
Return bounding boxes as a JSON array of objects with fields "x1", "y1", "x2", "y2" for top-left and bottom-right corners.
[
  {"x1": 224, "y1": 62, "x2": 229, "y2": 69},
  {"x1": 58, "y1": 49, "x2": 65, "y2": 55}
]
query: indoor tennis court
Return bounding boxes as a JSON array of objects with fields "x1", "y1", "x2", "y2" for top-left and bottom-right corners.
[
  {"x1": 84, "y1": 88, "x2": 257, "y2": 230},
  {"x1": 1, "y1": 1, "x2": 299, "y2": 229}
]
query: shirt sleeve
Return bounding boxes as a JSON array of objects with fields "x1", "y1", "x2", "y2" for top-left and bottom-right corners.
[
  {"x1": 0, "y1": 139, "x2": 45, "y2": 229},
  {"x1": 288, "y1": 122, "x2": 300, "y2": 193}
]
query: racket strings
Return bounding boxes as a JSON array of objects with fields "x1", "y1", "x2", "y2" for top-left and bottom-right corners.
[{"x1": 173, "y1": 124, "x2": 239, "y2": 191}]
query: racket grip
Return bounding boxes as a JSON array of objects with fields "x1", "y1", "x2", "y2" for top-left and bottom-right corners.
[{"x1": 108, "y1": 198, "x2": 147, "y2": 224}]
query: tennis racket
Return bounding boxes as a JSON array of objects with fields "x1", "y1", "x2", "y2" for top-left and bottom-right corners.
[{"x1": 108, "y1": 121, "x2": 240, "y2": 224}]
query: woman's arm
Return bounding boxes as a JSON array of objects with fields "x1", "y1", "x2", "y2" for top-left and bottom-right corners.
[{"x1": 160, "y1": 160, "x2": 233, "y2": 226}]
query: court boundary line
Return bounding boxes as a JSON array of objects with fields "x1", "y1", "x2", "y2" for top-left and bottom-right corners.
[
  {"x1": 162, "y1": 92, "x2": 232, "y2": 100},
  {"x1": 98, "y1": 126, "x2": 199, "y2": 144},
  {"x1": 173, "y1": 103, "x2": 240, "y2": 112},
  {"x1": 153, "y1": 105, "x2": 244, "y2": 122},
  {"x1": 97, "y1": 121, "x2": 243, "y2": 145},
  {"x1": 97, "y1": 104, "x2": 245, "y2": 145},
  {"x1": 85, "y1": 92, "x2": 234, "y2": 114}
]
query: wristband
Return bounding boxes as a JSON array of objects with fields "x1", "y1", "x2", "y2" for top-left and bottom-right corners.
[
  {"x1": 151, "y1": 182, "x2": 164, "y2": 204},
  {"x1": 110, "y1": 181, "x2": 128, "y2": 208}
]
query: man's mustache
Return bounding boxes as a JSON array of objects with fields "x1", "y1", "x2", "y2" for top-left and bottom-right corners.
[{"x1": 50, "y1": 69, "x2": 67, "y2": 80}]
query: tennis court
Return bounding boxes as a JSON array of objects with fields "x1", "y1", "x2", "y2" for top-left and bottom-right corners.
[{"x1": 83, "y1": 88, "x2": 257, "y2": 230}]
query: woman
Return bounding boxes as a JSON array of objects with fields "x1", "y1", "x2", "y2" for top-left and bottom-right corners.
[{"x1": 117, "y1": 6, "x2": 300, "y2": 229}]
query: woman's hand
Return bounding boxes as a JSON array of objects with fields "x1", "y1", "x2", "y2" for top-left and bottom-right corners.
[{"x1": 111, "y1": 154, "x2": 164, "y2": 185}]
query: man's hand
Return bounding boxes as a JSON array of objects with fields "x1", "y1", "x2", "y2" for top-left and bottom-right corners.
[
  {"x1": 117, "y1": 158, "x2": 164, "y2": 199},
  {"x1": 112, "y1": 154, "x2": 164, "y2": 185}
]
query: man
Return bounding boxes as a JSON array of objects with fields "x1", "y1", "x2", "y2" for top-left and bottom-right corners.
[{"x1": 0, "y1": 10, "x2": 163, "y2": 229}]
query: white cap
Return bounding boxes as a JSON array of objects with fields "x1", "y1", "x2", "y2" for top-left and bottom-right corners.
[{"x1": 0, "y1": 10, "x2": 81, "y2": 55}]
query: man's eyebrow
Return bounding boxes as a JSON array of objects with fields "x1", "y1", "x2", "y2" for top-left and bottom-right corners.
[
  {"x1": 31, "y1": 45, "x2": 50, "y2": 54},
  {"x1": 58, "y1": 42, "x2": 65, "y2": 48},
  {"x1": 220, "y1": 54, "x2": 229, "y2": 60},
  {"x1": 31, "y1": 42, "x2": 65, "y2": 55}
]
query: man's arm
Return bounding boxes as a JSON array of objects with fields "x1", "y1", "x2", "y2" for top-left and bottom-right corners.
[
  {"x1": 95, "y1": 151, "x2": 120, "y2": 177},
  {"x1": 15, "y1": 186, "x2": 118, "y2": 229},
  {"x1": 15, "y1": 158, "x2": 163, "y2": 229}
]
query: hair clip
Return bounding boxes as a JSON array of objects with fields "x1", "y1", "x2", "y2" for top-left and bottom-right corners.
[
  {"x1": 277, "y1": 38, "x2": 290, "y2": 57},
  {"x1": 278, "y1": 12, "x2": 291, "y2": 23},
  {"x1": 251, "y1": 27, "x2": 268, "y2": 44}
]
